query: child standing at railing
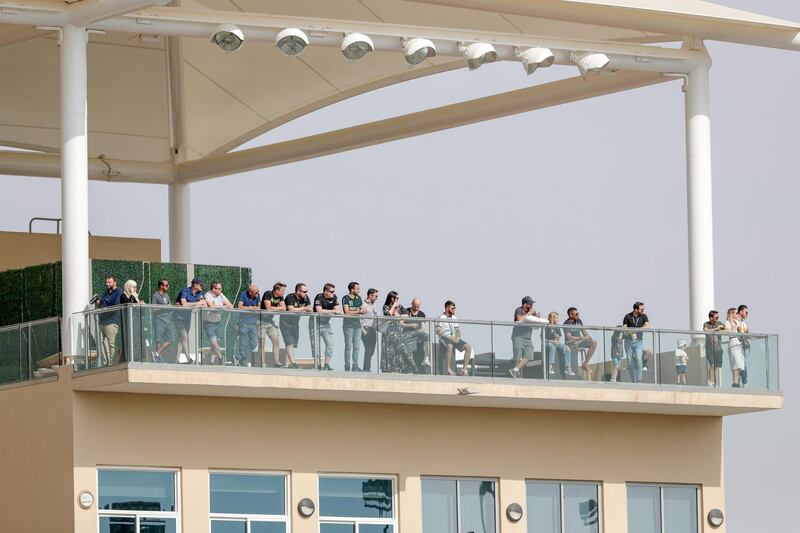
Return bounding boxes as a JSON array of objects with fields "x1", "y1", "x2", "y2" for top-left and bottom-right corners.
[{"x1": 675, "y1": 339, "x2": 689, "y2": 385}]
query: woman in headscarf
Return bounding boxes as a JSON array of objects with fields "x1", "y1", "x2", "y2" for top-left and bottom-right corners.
[{"x1": 120, "y1": 279, "x2": 144, "y2": 362}]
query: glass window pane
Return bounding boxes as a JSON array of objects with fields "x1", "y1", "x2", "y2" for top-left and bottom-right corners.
[
  {"x1": 211, "y1": 520, "x2": 246, "y2": 533},
  {"x1": 459, "y1": 480, "x2": 497, "y2": 533},
  {"x1": 627, "y1": 485, "x2": 661, "y2": 533},
  {"x1": 98, "y1": 470, "x2": 176, "y2": 512},
  {"x1": 422, "y1": 479, "x2": 457, "y2": 533},
  {"x1": 360, "y1": 525, "x2": 394, "y2": 533},
  {"x1": 563, "y1": 484, "x2": 599, "y2": 533},
  {"x1": 320, "y1": 524, "x2": 355, "y2": 533},
  {"x1": 99, "y1": 516, "x2": 135, "y2": 533},
  {"x1": 210, "y1": 473, "x2": 286, "y2": 515},
  {"x1": 526, "y1": 482, "x2": 560, "y2": 533},
  {"x1": 140, "y1": 517, "x2": 177, "y2": 533},
  {"x1": 319, "y1": 477, "x2": 394, "y2": 519},
  {"x1": 663, "y1": 487, "x2": 698, "y2": 533},
  {"x1": 250, "y1": 521, "x2": 287, "y2": 533}
]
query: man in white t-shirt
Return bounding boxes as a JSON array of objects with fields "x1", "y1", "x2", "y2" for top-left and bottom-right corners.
[
  {"x1": 203, "y1": 281, "x2": 233, "y2": 364},
  {"x1": 436, "y1": 300, "x2": 472, "y2": 376}
]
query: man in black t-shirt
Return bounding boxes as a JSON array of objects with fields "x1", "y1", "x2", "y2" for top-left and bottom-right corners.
[
  {"x1": 313, "y1": 283, "x2": 341, "y2": 370},
  {"x1": 281, "y1": 283, "x2": 312, "y2": 368},
  {"x1": 622, "y1": 301, "x2": 650, "y2": 383},
  {"x1": 260, "y1": 282, "x2": 287, "y2": 367}
]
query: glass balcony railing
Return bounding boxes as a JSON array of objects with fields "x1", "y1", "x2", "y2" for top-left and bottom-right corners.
[
  {"x1": 0, "y1": 317, "x2": 62, "y2": 386},
  {"x1": 71, "y1": 304, "x2": 780, "y2": 391}
]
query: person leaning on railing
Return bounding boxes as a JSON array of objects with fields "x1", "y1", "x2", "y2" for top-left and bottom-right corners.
[
  {"x1": 281, "y1": 283, "x2": 311, "y2": 369},
  {"x1": 235, "y1": 285, "x2": 260, "y2": 367},
  {"x1": 177, "y1": 278, "x2": 207, "y2": 362},
  {"x1": 342, "y1": 282, "x2": 365, "y2": 372},
  {"x1": 702, "y1": 310, "x2": 725, "y2": 387},
  {"x1": 150, "y1": 278, "x2": 176, "y2": 364},
  {"x1": 509, "y1": 296, "x2": 547, "y2": 379},
  {"x1": 260, "y1": 282, "x2": 287, "y2": 368},
  {"x1": 313, "y1": 283, "x2": 340, "y2": 371},
  {"x1": 360, "y1": 288, "x2": 380, "y2": 372},
  {"x1": 203, "y1": 281, "x2": 233, "y2": 365}
]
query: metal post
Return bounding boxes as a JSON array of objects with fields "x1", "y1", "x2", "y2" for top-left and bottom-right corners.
[
  {"x1": 685, "y1": 60, "x2": 715, "y2": 331},
  {"x1": 60, "y1": 24, "x2": 90, "y2": 358},
  {"x1": 169, "y1": 182, "x2": 192, "y2": 262}
]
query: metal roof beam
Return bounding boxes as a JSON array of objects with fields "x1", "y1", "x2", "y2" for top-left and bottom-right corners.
[
  {"x1": 68, "y1": 0, "x2": 170, "y2": 26},
  {"x1": 177, "y1": 70, "x2": 671, "y2": 183},
  {"x1": 0, "y1": 151, "x2": 175, "y2": 184}
]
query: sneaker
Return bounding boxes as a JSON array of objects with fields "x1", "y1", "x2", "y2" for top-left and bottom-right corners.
[
  {"x1": 352, "y1": 366, "x2": 362, "y2": 372},
  {"x1": 324, "y1": 364, "x2": 334, "y2": 371},
  {"x1": 642, "y1": 366, "x2": 649, "y2": 372},
  {"x1": 151, "y1": 351, "x2": 163, "y2": 364},
  {"x1": 507, "y1": 367, "x2": 520, "y2": 379},
  {"x1": 548, "y1": 364, "x2": 555, "y2": 375},
  {"x1": 273, "y1": 363, "x2": 284, "y2": 368},
  {"x1": 344, "y1": 365, "x2": 351, "y2": 372},
  {"x1": 566, "y1": 368, "x2": 576, "y2": 376},
  {"x1": 288, "y1": 363, "x2": 300, "y2": 369},
  {"x1": 421, "y1": 357, "x2": 432, "y2": 367}
]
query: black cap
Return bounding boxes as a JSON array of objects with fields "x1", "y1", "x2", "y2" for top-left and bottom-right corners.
[{"x1": 521, "y1": 296, "x2": 535, "y2": 305}]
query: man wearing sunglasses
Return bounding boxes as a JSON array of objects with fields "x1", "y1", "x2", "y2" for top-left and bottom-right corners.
[
  {"x1": 313, "y1": 283, "x2": 341, "y2": 370},
  {"x1": 281, "y1": 283, "x2": 312, "y2": 369}
]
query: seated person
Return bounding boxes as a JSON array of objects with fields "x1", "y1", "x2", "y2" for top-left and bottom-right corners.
[
  {"x1": 563, "y1": 307, "x2": 598, "y2": 373},
  {"x1": 435, "y1": 300, "x2": 472, "y2": 376},
  {"x1": 545, "y1": 311, "x2": 573, "y2": 377},
  {"x1": 402, "y1": 298, "x2": 431, "y2": 369}
]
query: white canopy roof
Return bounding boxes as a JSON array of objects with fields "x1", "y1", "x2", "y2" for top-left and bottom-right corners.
[{"x1": 0, "y1": 0, "x2": 797, "y2": 181}]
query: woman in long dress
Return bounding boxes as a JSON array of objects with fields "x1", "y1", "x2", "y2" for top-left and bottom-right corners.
[
  {"x1": 380, "y1": 291, "x2": 418, "y2": 374},
  {"x1": 724, "y1": 307, "x2": 744, "y2": 387}
]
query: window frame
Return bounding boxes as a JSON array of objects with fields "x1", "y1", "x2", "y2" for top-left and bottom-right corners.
[
  {"x1": 525, "y1": 479, "x2": 603, "y2": 533},
  {"x1": 208, "y1": 469, "x2": 291, "y2": 533},
  {"x1": 421, "y1": 475, "x2": 500, "y2": 533},
  {"x1": 626, "y1": 483, "x2": 701, "y2": 533},
  {"x1": 96, "y1": 466, "x2": 181, "y2": 533},
  {"x1": 317, "y1": 472, "x2": 399, "y2": 533}
]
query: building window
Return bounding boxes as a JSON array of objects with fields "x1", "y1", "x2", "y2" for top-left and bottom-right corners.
[
  {"x1": 97, "y1": 468, "x2": 179, "y2": 533},
  {"x1": 627, "y1": 484, "x2": 699, "y2": 533},
  {"x1": 318, "y1": 475, "x2": 396, "y2": 533},
  {"x1": 526, "y1": 480, "x2": 600, "y2": 533},
  {"x1": 421, "y1": 477, "x2": 497, "y2": 533},
  {"x1": 209, "y1": 472, "x2": 288, "y2": 533}
]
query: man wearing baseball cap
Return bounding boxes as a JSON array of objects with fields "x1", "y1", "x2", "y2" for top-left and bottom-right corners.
[
  {"x1": 176, "y1": 277, "x2": 207, "y2": 362},
  {"x1": 509, "y1": 296, "x2": 548, "y2": 378}
]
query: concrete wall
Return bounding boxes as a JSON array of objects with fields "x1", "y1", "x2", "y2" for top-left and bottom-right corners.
[
  {"x1": 71, "y1": 392, "x2": 726, "y2": 532},
  {"x1": 0, "y1": 370, "x2": 74, "y2": 533},
  {"x1": 0, "y1": 231, "x2": 160, "y2": 270}
]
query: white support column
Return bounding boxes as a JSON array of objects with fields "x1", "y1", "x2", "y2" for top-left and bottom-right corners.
[
  {"x1": 169, "y1": 182, "x2": 191, "y2": 263},
  {"x1": 685, "y1": 63, "x2": 715, "y2": 330},
  {"x1": 60, "y1": 24, "x2": 90, "y2": 356}
]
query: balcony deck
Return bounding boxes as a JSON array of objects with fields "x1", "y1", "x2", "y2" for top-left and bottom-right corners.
[{"x1": 71, "y1": 363, "x2": 783, "y2": 417}]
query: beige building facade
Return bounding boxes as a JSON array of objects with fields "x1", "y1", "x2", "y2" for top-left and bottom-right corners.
[{"x1": 0, "y1": 364, "x2": 782, "y2": 533}]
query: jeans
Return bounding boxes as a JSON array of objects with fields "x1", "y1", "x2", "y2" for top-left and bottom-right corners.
[
  {"x1": 626, "y1": 339, "x2": 644, "y2": 382},
  {"x1": 546, "y1": 342, "x2": 571, "y2": 372},
  {"x1": 310, "y1": 321, "x2": 334, "y2": 361},
  {"x1": 362, "y1": 328, "x2": 377, "y2": 371},
  {"x1": 343, "y1": 325, "x2": 362, "y2": 368},
  {"x1": 237, "y1": 322, "x2": 258, "y2": 364}
]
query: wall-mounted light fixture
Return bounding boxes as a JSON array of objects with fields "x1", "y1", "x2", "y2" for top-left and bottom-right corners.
[
  {"x1": 298, "y1": 497, "x2": 316, "y2": 518},
  {"x1": 506, "y1": 502, "x2": 524, "y2": 522},
  {"x1": 707, "y1": 509, "x2": 724, "y2": 528}
]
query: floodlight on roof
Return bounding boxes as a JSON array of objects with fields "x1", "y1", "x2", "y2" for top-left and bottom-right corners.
[
  {"x1": 514, "y1": 47, "x2": 555, "y2": 75},
  {"x1": 570, "y1": 51, "x2": 610, "y2": 79},
  {"x1": 211, "y1": 23, "x2": 244, "y2": 52},
  {"x1": 403, "y1": 37, "x2": 436, "y2": 65},
  {"x1": 275, "y1": 28, "x2": 309, "y2": 56},
  {"x1": 459, "y1": 42, "x2": 497, "y2": 70},
  {"x1": 341, "y1": 33, "x2": 374, "y2": 61}
]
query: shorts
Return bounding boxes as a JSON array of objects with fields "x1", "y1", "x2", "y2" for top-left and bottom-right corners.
[
  {"x1": 611, "y1": 355, "x2": 622, "y2": 369},
  {"x1": 439, "y1": 338, "x2": 468, "y2": 352},
  {"x1": 153, "y1": 320, "x2": 177, "y2": 343},
  {"x1": 707, "y1": 347, "x2": 723, "y2": 367},
  {"x1": 676, "y1": 364, "x2": 687, "y2": 375},
  {"x1": 204, "y1": 321, "x2": 222, "y2": 340},
  {"x1": 260, "y1": 323, "x2": 280, "y2": 339},
  {"x1": 512, "y1": 336, "x2": 534, "y2": 361},
  {"x1": 280, "y1": 323, "x2": 300, "y2": 347}
]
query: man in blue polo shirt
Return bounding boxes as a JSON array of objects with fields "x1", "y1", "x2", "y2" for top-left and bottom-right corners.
[
  {"x1": 97, "y1": 275, "x2": 123, "y2": 366},
  {"x1": 236, "y1": 284, "x2": 260, "y2": 366},
  {"x1": 177, "y1": 278, "x2": 207, "y2": 362}
]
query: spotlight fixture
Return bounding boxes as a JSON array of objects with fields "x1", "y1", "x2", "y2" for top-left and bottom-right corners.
[
  {"x1": 514, "y1": 46, "x2": 555, "y2": 75},
  {"x1": 275, "y1": 28, "x2": 309, "y2": 56},
  {"x1": 570, "y1": 51, "x2": 610, "y2": 79},
  {"x1": 403, "y1": 37, "x2": 436, "y2": 65},
  {"x1": 459, "y1": 42, "x2": 497, "y2": 70},
  {"x1": 210, "y1": 23, "x2": 244, "y2": 52},
  {"x1": 341, "y1": 32, "x2": 374, "y2": 61}
]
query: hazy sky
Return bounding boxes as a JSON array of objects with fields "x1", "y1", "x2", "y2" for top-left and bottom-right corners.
[{"x1": 1, "y1": 1, "x2": 797, "y2": 531}]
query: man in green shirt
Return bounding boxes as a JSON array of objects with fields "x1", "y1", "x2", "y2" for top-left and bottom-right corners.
[{"x1": 342, "y1": 281, "x2": 365, "y2": 371}]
